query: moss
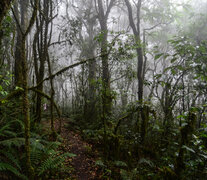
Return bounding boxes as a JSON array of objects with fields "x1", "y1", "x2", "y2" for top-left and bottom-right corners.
[
  {"x1": 175, "y1": 111, "x2": 196, "y2": 178},
  {"x1": 0, "y1": 89, "x2": 23, "y2": 104},
  {"x1": 0, "y1": 0, "x2": 13, "y2": 31},
  {"x1": 140, "y1": 105, "x2": 150, "y2": 143}
]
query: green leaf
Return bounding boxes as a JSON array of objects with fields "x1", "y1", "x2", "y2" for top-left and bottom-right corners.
[
  {"x1": 154, "y1": 53, "x2": 163, "y2": 60},
  {"x1": 177, "y1": 115, "x2": 184, "y2": 119},
  {"x1": 67, "y1": 153, "x2": 76, "y2": 157},
  {"x1": 155, "y1": 74, "x2": 162, "y2": 79},
  {"x1": 182, "y1": 145, "x2": 195, "y2": 153},
  {"x1": 15, "y1": 86, "x2": 24, "y2": 91},
  {"x1": 170, "y1": 58, "x2": 177, "y2": 63},
  {"x1": 114, "y1": 161, "x2": 127, "y2": 167},
  {"x1": 177, "y1": 65, "x2": 184, "y2": 71},
  {"x1": 138, "y1": 158, "x2": 154, "y2": 167},
  {"x1": 199, "y1": 153, "x2": 207, "y2": 159},
  {"x1": 95, "y1": 160, "x2": 105, "y2": 167},
  {"x1": 171, "y1": 69, "x2": 177, "y2": 75}
]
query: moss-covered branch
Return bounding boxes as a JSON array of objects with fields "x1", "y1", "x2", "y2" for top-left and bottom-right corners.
[
  {"x1": 0, "y1": 89, "x2": 23, "y2": 104},
  {"x1": 29, "y1": 57, "x2": 95, "y2": 90},
  {"x1": 29, "y1": 33, "x2": 122, "y2": 91},
  {"x1": 31, "y1": 89, "x2": 61, "y2": 117}
]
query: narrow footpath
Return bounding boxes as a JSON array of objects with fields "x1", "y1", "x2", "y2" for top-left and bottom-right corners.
[{"x1": 54, "y1": 118, "x2": 102, "y2": 180}]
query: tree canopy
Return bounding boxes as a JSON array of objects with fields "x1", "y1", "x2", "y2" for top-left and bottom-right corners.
[{"x1": 0, "y1": 0, "x2": 207, "y2": 179}]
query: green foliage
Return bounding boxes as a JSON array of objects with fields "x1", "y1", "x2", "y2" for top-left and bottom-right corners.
[
  {"x1": 37, "y1": 152, "x2": 75, "y2": 176},
  {"x1": 0, "y1": 128, "x2": 25, "y2": 179},
  {"x1": 0, "y1": 96, "x2": 75, "y2": 179},
  {"x1": 95, "y1": 160, "x2": 105, "y2": 167},
  {"x1": 0, "y1": 162, "x2": 27, "y2": 180},
  {"x1": 114, "y1": 161, "x2": 127, "y2": 168},
  {"x1": 29, "y1": 139, "x2": 76, "y2": 178}
]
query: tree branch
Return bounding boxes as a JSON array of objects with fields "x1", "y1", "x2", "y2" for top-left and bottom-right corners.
[
  {"x1": 31, "y1": 89, "x2": 61, "y2": 117},
  {"x1": 24, "y1": 0, "x2": 39, "y2": 37}
]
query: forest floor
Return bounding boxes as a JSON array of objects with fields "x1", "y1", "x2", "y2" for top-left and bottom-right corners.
[{"x1": 51, "y1": 118, "x2": 102, "y2": 180}]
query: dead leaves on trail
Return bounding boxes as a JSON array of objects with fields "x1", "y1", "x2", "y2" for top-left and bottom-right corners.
[{"x1": 54, "y1": 118, "x2": 101, "y2": 180}]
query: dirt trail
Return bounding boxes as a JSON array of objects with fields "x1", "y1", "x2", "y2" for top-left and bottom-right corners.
[{"x1": 54, "y1": 118, "x2": 101, "y2": 180}]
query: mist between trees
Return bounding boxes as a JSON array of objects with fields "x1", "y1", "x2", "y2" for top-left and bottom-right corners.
[{"x1": 0, "y1": 0, "x2": 207, "y2": 179}]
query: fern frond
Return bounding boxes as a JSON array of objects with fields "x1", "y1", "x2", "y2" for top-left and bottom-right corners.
[
  {"x1": 2, "y1": 130, "x2": 17, "y2": 137},
  {"x1": 9, "y1": 119, "x2": 25, "y2": 131},
  {"x1": 0, "y1": 150, "x2": 21, "y2": 170},
  {"x1": 30, "y1": 151, "x2": 42, "y2": 166},
  {"x1": 37, "y1": 153, "x2": 71, "y2": 176},
  {"x1": 43, "y1": 141, "x2": 61, "y2": 153},
  {"x1": 0, "y1": 162, "x2": 27, "y2": 180},
  {"x1": 30, "y1": 138, "x2": 44, "y2": 151},
  {"x1": 0, "y1": 124, "x2": 11, "y2": 137},
  {"x1": 0, "y1": 137, "x2": 25, "y2": 148}
]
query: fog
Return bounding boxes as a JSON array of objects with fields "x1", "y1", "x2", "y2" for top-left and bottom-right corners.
[{"x1": 1, "y1": 0, "x2": 207, "y2": 178}]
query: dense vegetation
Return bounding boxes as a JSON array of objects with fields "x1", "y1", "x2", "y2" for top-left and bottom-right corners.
[{"x1": 0, "y1": 0, "x2": 207, "y2": 179}]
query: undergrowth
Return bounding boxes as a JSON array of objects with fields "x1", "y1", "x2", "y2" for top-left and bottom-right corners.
[{"x1": 0, "y1": 100, "x2": 75, "y2": 179}]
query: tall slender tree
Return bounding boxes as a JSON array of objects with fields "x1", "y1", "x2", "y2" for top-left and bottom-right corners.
[
  {"x1": 96, "y1": 0, "x2": 115, "y2": 125},
  {"x1": 13, "y1": 0, "x2": 39, "y2": 178},
  {"x1": 33, "y1": 0, "x2": 51, "y2": 123},
  {"x1": 124, "y1": 0, "x2": 144, "y2": 101},
  {"x1": 124, "y1": 0, "x2": 149, "y2": 143}
]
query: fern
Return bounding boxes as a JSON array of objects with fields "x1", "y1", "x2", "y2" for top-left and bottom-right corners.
[
  {"x1": 0, "y1": 137, "x2": 48, "y2": 148},
  {"x1": 0, "y1": 162, "x2": 27, "y2": 180},
  {"x1": 37, "y1": 152, "x2": 75, "y2": 176},
  {"x1": 0, "y1": 119, "x2": 23, "y2": 138},
  {"x1": 0, "y1": 123, "x2": 12, "y2": 137},
  {"x1": 30, "y1": 138, "x2": 45, "y2": 151},
  {"x1": 0, "y1": 137, "x2": 25, "y2": 148},
  {"x1": 9, "y1": 119, "x2": 25, "y2": 132},
  {"x1": 2, "y1": 130, "x2": 17, "y2": 137},
  {"x1": 30, "y1": 151, "x2": 43, "y2": 166},
  {"x1": 44, "y1": 141, "x2": 61, "y2": 153},
  {"x1": 0, "y1": 149, "x2": 21, "y2": 170}
]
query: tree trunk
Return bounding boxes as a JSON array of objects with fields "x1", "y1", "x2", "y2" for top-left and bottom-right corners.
[
  {"x1": 21, "y1": 35, "x2": 35, "y2": 179},
  {"x1": 97, "y1": 0, "x2": 115, "y2": 159},
  {"x1": 13, "y1": 0, "x2": 39, "y2": 178},
  {"x1": 125, "y1": 0, "x2": 148, "y2": 142},
  {"x1": 97, "y1": 0, "x2": 115, "y2": 126},
  {"x1": 125, "y1": 0, "x2": 144, "y2": 101},
  {"x1": 81, "y1": 3, "x2": 98, "y2": 124},
  {"x1": 0, "y1": 0, "x2": 13, "y2": 31},
  {"x1": 33, "y1": 0, "x2": 50, "y2": 123},
  {"x1": 14, "y1": 1, "x2": 23, "y2": 86}
]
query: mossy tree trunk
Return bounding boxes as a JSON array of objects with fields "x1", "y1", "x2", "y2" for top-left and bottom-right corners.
[
  {"x1": 0, "y1": 0, "x2": 14, "y2": 67},
  {"x1": 21, "y1": 35, "x2": 35, "y2": 179},
  {"x1": 0, "y1": 0, "x2": 13, "y2": 32},
  {"x1": 140, "y1": 105, "x2": 150, "y2": 143},
  {"x1": 97, "y1": 0, "x2": 115, "y2": 158},
  {"x1": 175, "y1": 111, "x2": 196, "y2": 178},
  {"x1": 125, "y1": 0, "x2": 149, "y2": 144},
  {"x1": 76, "y1": 1, "x2": 98, "y2": 125},
  {"x1": 97, "y1": 0, "x2": 115, "y2": 117},
  {"x1": 14, "y1": 1, "x2": 23, "y2": 86},
  {"x1": 13, "y1": 0, "x2": 39, "y2": 178},
  {"x1": 46, "y1": 0, "x2": 57, "y2": 139},
  {"x1": 33, "y1": 0, "x2": 50, "y2": 123},
  {"x1": 47, "y1": 52, "x2": 57, "y2": 139}
]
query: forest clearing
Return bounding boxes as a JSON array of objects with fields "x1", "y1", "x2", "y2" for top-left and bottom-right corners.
[{"x1": 0, "y1": 0, "x2": 207, "y2": 179}]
